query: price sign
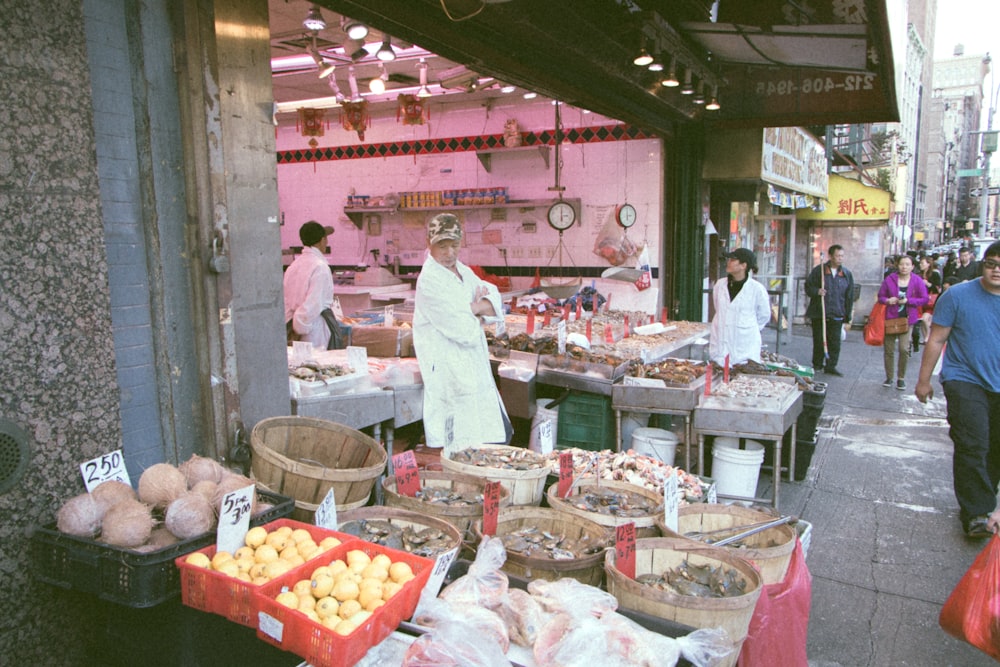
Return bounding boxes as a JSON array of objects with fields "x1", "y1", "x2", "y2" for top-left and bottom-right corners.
[
  {"x1": 537, "y1": 419, "x2": 554, "y2": 454},
  {"x1": 383, "y1": 304, "x2": 395, "y2": 327},
  {"x1": 413, "y1": 546, "x2": 459, "y2": 619},
  {"x1": 575, "y1": 298, "x2": 582, "y2": 320},
  {"x1": 314, "y1": 488, "x2": 338, "y2": 530},
  {"x1": 217, "y1": 484, "x2": 255, "y2": 554},
  {"x1": 562, "y1": 304, "x2": 570, "y2": 322},
  {"x1": 663, "y1": 472, "x2": 679, "y2": 534},
  {"x1": 332, "y1": 296, "x2": 344, "y2": 319},
  {"x1": 623, "y1": 314, "x2": 630, "y2": 338},
  {"x1": 604, "y1": 322, "x2": 615, "y2": 344},
  {"x1": 482, "y1": 481, "x2": 501, "y2": 536},
  {"x1": 558, "y1": 451, "x2": 574, "y2": 498},
  {"x1": 543, "y1": 309, "x2": 552, "y2": 328},
  {"x1": 258, "y1": 612, "x2": 284, "y2": 643},
  {"x1": 392, "y1": 451, "x2": 421, "y2": 497},
  {"x1": 615, "y1": 522, "x2": 637, "y2": 579},
  {"x1": 527, "y1": 309, "x2": 535, "y2": 334},
  {"x1": 557, "y1": 320, "x2": 567, "y2": 355},
  {"x1": 585, "y1": 318, "x2": 592, "y2": 343},
  {"x1": 80, "y1": 449, "x2": 131, "y2": 492},
  {"x1": 346, "y1": 346, "x2": 367, "y2": 374},
  {"x1": 706, "y1": 481, "x2": 718, "y2": 504}
]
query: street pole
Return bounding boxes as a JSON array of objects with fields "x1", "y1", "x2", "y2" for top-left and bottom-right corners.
[{"x1": 980, "y1": 56, "x2": 997, "y2": 239}]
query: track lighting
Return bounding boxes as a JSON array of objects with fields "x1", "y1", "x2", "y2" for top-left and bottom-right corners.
[
  {"x1": 706, "y1": 86, "x2": 721, "y2": 111},
  {"x1": 369, "y1": 64, "x2": 388, "y2": 94},
  {"x1": 680, "y1": 69, "x2": 695, "y2": 95},
  {"x1": 660, "y1": 57, "x2": 679, "y2": 87},
  {"x1": 416, "y1": 59, "x2": 431, "y2": 98},
  {"x1": 308, "y1": 37, "x2": 335, "y2": 79},
  {"x1": 344, "y1": 19, "x2": 369, "y2": 41},
  {"x1": 327, "y1": 76, "x2": 345, "y2": 103},
  {"x1": 303, "y1": 5, "x2": 326, "y2": 32},
  {"x1": 348, "y1": 66, "x2": 362, "y2": 102},
  {"x1": 376, "y1": 37, "x2": 396, "y2": 62},
  {"x1": 633, "y1": 47, "x2": 653, "y2": 67},
  {"x1": 647, "y1": 53, "x2": 664, "y2": 72},
  {"x1": 500, "y1": 83, "x2": 516, "y2": 94},
  {"x1": 693, "y1": 82, "x2": 706, "y2": 105},
  {"x1": 523, "y1": 91, "x2": 537, "y2": 99}
]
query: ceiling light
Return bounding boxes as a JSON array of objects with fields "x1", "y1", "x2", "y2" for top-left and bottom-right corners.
[
  {"x1": 523, "y1": 91, "x2": 537, "y2": 99},
  {"x1": 633, "y1": 47, "x2": 653, "y2": 67},
  {"x1": 706, "y1": 86, "x2": 721, "y2": 111},
  {"x1": 647, "y1": 53, "x2": 664, "y2": 72},
  {"x1": 500, "y1": 83, "x2": 516, "y2": 94},
  {"x1": 416, "y1": 59, "x2": 431, "y2": 98},
  {"x1": 660, "y1": 57, "x2": 679, "y2": 87},
  {"x1": 376, "y1": 37, "x2": 396, "y2": 62},
  {"x1": 308, "y1": 39, "x2": 335, "y2": 79},
  {"x1": 693, "y1": 82, "x2": 706, "y2": 105},
  {"x1": 344, "y1": 19, "x2": 368, "y2": 41},
  {"x1": 369, "y1": 65, "x2": 387, "y2": 94},
  {"x1": 680, "y1": 69, "x2": 695, "y2": 95},
  {"x1": 303, "y1": 5, "x2": 326, "y2": 32}
]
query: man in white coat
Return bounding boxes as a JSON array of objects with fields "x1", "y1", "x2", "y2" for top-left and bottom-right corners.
[
  {"x1": 283, "y1": 221, "x2": 335, "y2": 348},
  {"x1": 709, "y1": 248, "x2": 771, "y2": 366},
  {"x1": 413, "y1": 214, "x2": 511, "y2": 451}
]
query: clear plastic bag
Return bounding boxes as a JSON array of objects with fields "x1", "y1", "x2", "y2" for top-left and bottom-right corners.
[
  {"x1": 402, "y1": 620, "x2": 512, "y2": 667},
  {"x1": 526, "y1": 576, "x2": 618, "y2": 617},
  {"x1": 439, "y1": 535, "x2": 509, "y2": 609},
  {"x1": 414, "y1": 597, "x2": 510, "y2": 653}
]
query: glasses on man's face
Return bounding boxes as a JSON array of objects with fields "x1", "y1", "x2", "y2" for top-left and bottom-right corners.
[{"x1": 983, "y1": 258, "x2": 1000, "y2": 270}]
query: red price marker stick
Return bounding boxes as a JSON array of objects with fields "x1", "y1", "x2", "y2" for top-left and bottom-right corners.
[
  {"x1": 623, "y1": 315, "x2": 630, "y2": 338},
  {"x1": 724, "y1": 354, "x2": 730, "y2": 383},
  {"x1": 392, "y1": 451, "x2": 421, "y2": 497},
  {"x1": 562, "y1": 304, "x2": 570, "y2": 322},
  {"x1": 704, "y1": 368, "x2": 712, "y2": 396},
  {"x1": 605, "y1": 323, "x2": 614, "y2": 344},
  {"x1": 543, "y1": 309, "x2": 552, "y2": 328},
  {"x1": 615, "y1": 522, "x2": 637, "y2": 579},
  {"x1": 649, "y1": 314, "x2": 654, "y2": 326},
  {"x1": 585, "y1": 319, "x2": 592, "y2": 343},
  {"x1": 605, "y1": 293, "x2": 612, "y2": 313},
  {"x1": 482, "y1": 480, "x2": 501, "y2": 536},
  {"x1": 558, "y1": 451, "x2": 573, "y2": 498},
  {"x1": 527, "y1": 309, "x2": 535, "y2": 335},
  {"x1": 576, "y1": 298, "x2": 582, "y2": 321},
  {"x1": 661, "y1": 307, "x2": 668, "y2": 323}
]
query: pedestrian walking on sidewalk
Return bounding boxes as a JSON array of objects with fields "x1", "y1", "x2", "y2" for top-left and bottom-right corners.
[
  {"x1": 917, "y1": 240, "x2": 1000, "y2": 539},
  {"x1": 878, "y1": 254, "x2": 929, "y2": 390},
  {"x1": 804, "y1": 244, "x2": 855, "y2": 376}
]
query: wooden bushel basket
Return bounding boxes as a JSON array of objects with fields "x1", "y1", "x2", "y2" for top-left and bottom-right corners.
[
  {"x1": 546, "y1": 478, "x2": 664, "y2": 539},
  {"x1": 250, "y1": 416, "x2": 386, "y2": 521},
  {"x1": 338, "y1": 505, "x2": 463, "y2": 557},
  {"x1": 440, "y1": 445, "x2": 549, "y2": 506},
  {"x1": 382, "y1": 470, "x2": 511, "y2": 541}
]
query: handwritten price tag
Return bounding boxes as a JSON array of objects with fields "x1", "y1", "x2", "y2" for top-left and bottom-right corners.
[
  {"x1": 663, "y1": 472, "x2": 679, "y2": 534},
  {"x1": 661, "y1": 307, "x2": 668, "y2": 323},
  {"x1": 623, "y1": 314, "x2": 630, "y2": 338},
  {"x1": 314, "y1": 488, "x2": 338, "y2": 530},
  {"x1": 575, "y1": 298, "x2": 582, "y2": 320},
  {"x1": 392, "y1": 451, "x2": 421, "y2": 497},
  {"x1": 558, "y1": 451, "x2": 573, "y2": 498},
  {"x1": 605, "y1": 322, "x2": 614, "y2": 344},
  {"x1": 537, "y1": 419, "x2": 554, "y2": 454},
  {"x1": 543, "y1": 309, "x2": 552, "y2": 327},
  {"x1": 217, "y1": 484, "x2": 255, "y2": 554},
  {"x1": 585, "y1": 318, "x2": 592, "y2": 343},
  {"x1": 527, "y1": 309, "x2": 535, "y2": 334},
  {"x1": 383, "y1": 304, "x2": 395, "y2": 327},
  {"x1": 557, "y1": 320, "x2": 567, "y2": 355},
  {"x1": 80, "y1": 449, "x2": 131, "y2": 492},
  {"x1": 706, "y1": 481, "x2": 718, "y2": 504},
  {"x1": 482, "y1": 481, "x2": 501, "y2": 536},
  {"x1": 615, "y1": 522, "x2": 637, "y2": 580},
  {"x1": 724, "y1": 354, "x2": 730, "y2": 383},
  {"x1": 704, "y1": 368, "x2": 712, "y2": 396},
  {"x1": 413, "y1": 546, "x2": 459, "y2": 619}
]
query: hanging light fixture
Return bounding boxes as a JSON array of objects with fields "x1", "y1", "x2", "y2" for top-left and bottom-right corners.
[
  {"x1": 416, "y1": 59, "x2": 431, "y2": 98},
  {"x1": 633, "y1": 47, "x2": 653, "y2": 67},
  {"x1": 660, "y1": 57, "x2": 680, "y2": 87},
  {"x1": 499, "y1": 83, "x2": 516, "y2": 94},
  {"x1": 647, "y1": 52, "x2": 664, "y2": 72},
  {"x1": 348, "y1": 66, "x2": 363, "y2": 102},
  {"x1": 376, "y1": 37, "x2": 396, "y2": 62},
  {"x1": 308, "y1": 36, "x2": 336, "y2": 79},
  {"x1": 523, "y1": 91, "x2": 537, "y2": 99},
  {"x1": 343, "y1": 19, "x2": 369, "y2": 40},
  {"x1": 705, "y1": 86, "x2": 721, "y2": 111},
  {"x1": 680, "y1": 69, "x2": 695, "y2": 95},
  {"x1": 369, "y1": 63, "x2": 388, "y2": 94},
  {"x1": 302, "y1": 5, "x2": 326, "y2": 32},
  {"x1": 327, "y1": 76, "x2": 345, "y2": 103},
  {"x1": 693, "y1": 81, "x2": 706, "y2": 105}
]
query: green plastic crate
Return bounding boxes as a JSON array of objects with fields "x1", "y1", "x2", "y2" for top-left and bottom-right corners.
[{"x1": 556, "y1": 391, "x2": 615, "y2": 451}]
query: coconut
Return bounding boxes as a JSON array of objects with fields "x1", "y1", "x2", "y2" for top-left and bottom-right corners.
[
  {"x1": 91, "y1": 480, "x2": 138, "y2": 511},
  {"x1": 178, "y1": 454, "x2": 227, "y2": 488},
  {"x1": 148, "y1": 526, "x2": 181, "y2": 550},
  {"x1": 165, "y1": 492, "x2": 217, "y2": 540},
  {"x1": 101, "y1": 499, "x2": 155, "y2": 548},
  {"x1": 190, "y1": 479, "x2": 218, "y2": 502},
  {"x1": 138, "y1": 463, "x2": 187, "y2": 510},
  {"x1": 213, "y1": 473, "x2": 258, "y2": 515},
  {"x1": 56, "y1": 493, "x2": 105, "y2": 538}
]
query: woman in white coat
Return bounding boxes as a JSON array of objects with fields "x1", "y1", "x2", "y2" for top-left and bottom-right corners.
[
  {"x1": 709, "y1": 248, "x2": 772, "y2": 366},
  {"x1": 413, "y1": 214, "x2": 511, "y2": 452}
]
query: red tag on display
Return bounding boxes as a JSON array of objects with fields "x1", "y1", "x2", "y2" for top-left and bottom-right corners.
[
  {"x1": 724, "y1": 354, "x2": 730, "y2": 383},
  {"x1": 661, "y1": 307, "x2": 668, "y2": 323},
  {"x1": 392, "y1": 451, "x2": 420, "y2": 497},
  {"x1": 605, "y1": 323, "x2": 614, "y2": 344},
  {"x1": 623, "y1": 315, "x2": 630, "y2": 338},
  {"x1": 543, "y1": 309, "x2": 552, "y2": 327},
  {"x1": 482, "y1": 481, "x2": 501, "y2": 536},
  {"x1": 606, "y1": 293, "x2": 612, "y2": 313},
  {"x1": 704, "y1": 369, "x2": 712, "y2": 396},
  {"x1": 585, "y1": 319, "x2": 592, "y2": 343},
  {"x1": 615, "y1": 522, "x2": 637, "y2": 579},
  {"x1": 563, "y1": 304, "x2": 570, "y2": 321},
  {"x1": 558, "y1": 451, "x2": 573, "y2": 498},
  {"x1": 527, "y1": 309, "x2": 535, "y2": 334},
  {"x1": 576, "y1": 298, "x2": 582, "y2": 320}
]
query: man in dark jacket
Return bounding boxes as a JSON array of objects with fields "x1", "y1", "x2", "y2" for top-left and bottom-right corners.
[
  {"x1": 952, "y1": 246, "x2": 980, "y2": 283},
  {"x1": 804, "y1": 244, "x2": 855, "y2": 376}
]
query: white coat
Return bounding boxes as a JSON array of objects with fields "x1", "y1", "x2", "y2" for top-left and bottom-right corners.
[
  {"x1": 413, "y1": 254, "x2": 510, "y2": 451},
  {"x1": 709, "y1": 275, "x2": 771, "y2": 366},
  {"x1": 283, "y1": 246, "x2": 334, "y2": 348}
]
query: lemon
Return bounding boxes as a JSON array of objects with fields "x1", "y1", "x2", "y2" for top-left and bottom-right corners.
[
  {"x1": 263, "y1": 559, "x2": 292, "y2": 580},
  {"x1": 303, "y1": 609, "x2": 321, "y2": 624},
  {"x1": 382, "y1": 581, "x2": 404, "y2": 600},
  {"x1": 311, "y1": 565, "x2": 333, "y2": 580},
  {"x1": 322, "y1": 615, "x2": 341, "y2": 630},
  {"x1": 358, "y1": 587, "x2": 381, "y2": 610},
  {"x1": 365, "y1": 598, "x2": 385, "y2": 612},
  {"x1": 265, "y1": 532, "x2": 289, "y2": 551},
  {"x1": 245, "y1": 526, "x2": 267, "y2": 549},
  {"x1": 234, "y1": 546, "x2": 256, "y2": 561},
  {"x1": 236, "y1": 557, "x2": 255, "y2": 573},
  {"x1": 319, "y1": 536, "x2": 342, "y2": 550},
  {"x1": 361, "y1": 563, "x2": 389, "y2": 582},
  {"x1": 333, "y1": 619, "x2": 357, "y2": 636},
  {"x1": 292, "y1": 579, "x2": 313, "y2": 597},
  {"x1": 290, "y1": 528, "x2": 312, "y2": 545},
  {"x1": 371, "y1": 553, "x2": 392, "y2": 570},
  {"x1": 275, "y1": 525, "x2": 294, "y2": 537},
  {"x1": 249, "y1": 562, "x2": 268, "y2": 579},
  {"x1": 211, "y1": 551, "x2": 234, "y2": 570},
  {"x1": 297, "y1": 594, "x2": 316, "y2": 612},
  {"x1": 388, "y1": 561, "x2": 413, "y2": 582},
  {"x1": 275, "y1": 591, "x2": 299, "y2": 609},
  {"x1": 254, "y1": 544, "x2": 279, "y2": 564},
  {"x1": 346, "y1": 549, "x2": 371, "y2": 568},
  {"x1": 315, "y1": 596, "x2": 340, "y2": 619},
  {"x1": 328, "y1": 560, "x2": 348, "y2": 576},
  {"x1": 286, "y1": 553, "x2": 305, "y2": 568},
  {"x1": 332, "y1": 578, "x2": 360, "y2": 602},
  {"x1": 310, "y1": 572, "x2": 335, "y2": 599},
  {"x1": 279, "y1": 545, "x2": 299, "y2": 561},
  {"x1": 185, "y1": 552, "x2": 212, "y2": 568},
  {"x1": 338, "y1": 599, "x2": 362, "y2": 619}
]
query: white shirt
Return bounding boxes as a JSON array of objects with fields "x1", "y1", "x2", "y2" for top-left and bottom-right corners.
[
  {"x1": 283, "y1": 246, "x2": 334, "y2": 348},
  {"x1": 709, "y1": 275, "x2": 772, "y2": 366}
]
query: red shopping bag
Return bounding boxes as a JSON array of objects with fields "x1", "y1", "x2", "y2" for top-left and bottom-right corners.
[
  {"x1": 939, "y1": 534, "x2": 1000, "y2": 660},
  {"x1": 864, "y1": 302, "x2": 886, "y2": 346}
]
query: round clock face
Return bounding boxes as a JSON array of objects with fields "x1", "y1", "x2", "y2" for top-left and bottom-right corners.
[
  {"x1": 616, "y1": 203, "x2": 637, "y2": 228},
  {"x1": 547, "y1": 201, "x2": 576, "y2": 231}
]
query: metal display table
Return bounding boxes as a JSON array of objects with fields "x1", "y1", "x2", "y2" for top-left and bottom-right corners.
[{"x1": 692, "y1": 386, "x2": 803, "y2": 508}]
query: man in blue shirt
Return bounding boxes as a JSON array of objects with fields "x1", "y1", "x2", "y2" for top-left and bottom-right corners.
[{"x1": 917, "y1": 241, "x2": 1000, "y2": 538}]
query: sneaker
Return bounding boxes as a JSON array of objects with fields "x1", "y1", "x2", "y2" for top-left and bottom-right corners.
[
  {"x1": 896, "y1": 379, "x2": 906, "y2": 390},
  {"x1": 882, "y1": 378, "x2": 893, "y2": 388},
  {"x1": 965, "y1": 516, "x2": 992, "y2": 539},
  {"x1": 825, "y1": 367, "x2": 844, "y2": 377}
]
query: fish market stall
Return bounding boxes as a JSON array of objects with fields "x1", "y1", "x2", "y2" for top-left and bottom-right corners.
[{"x1": 693, "y1": 375, "x2": 803, "y2": 508}]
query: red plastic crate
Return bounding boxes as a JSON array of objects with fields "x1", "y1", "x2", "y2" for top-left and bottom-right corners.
[
  {"x1": 175, "y1": 518, "x2": 356, "y2": 627},
  {"x1": 255, "y1": 541, "x2": 433, "y2": 667}
]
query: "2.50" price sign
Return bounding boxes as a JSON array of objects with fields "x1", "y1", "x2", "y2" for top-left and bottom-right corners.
[{"x1": 80, "y1": 450, "x2": 131, "y2": 492}]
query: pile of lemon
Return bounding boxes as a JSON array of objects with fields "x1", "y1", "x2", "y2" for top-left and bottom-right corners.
[
  {"x1": 184, "y1": 524, "x2": 342, "y2": 585},
  {"x1": 272, "y1": 548, "x2": 416, "y2": 636}
]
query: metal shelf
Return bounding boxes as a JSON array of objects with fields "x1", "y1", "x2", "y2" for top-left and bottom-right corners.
[
  {"x1": 476, "y1": 145, "x2": 551, "y2": 173},
  {"x1": 343, "y1": 198, "x2": 562, "y2": 228}
]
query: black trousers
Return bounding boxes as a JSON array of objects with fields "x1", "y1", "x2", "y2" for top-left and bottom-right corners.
[{"x1": 811, "y1": 318, "x2": 844, "y2": 370}]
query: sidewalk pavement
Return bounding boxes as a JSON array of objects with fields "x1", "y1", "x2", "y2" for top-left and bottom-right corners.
[{"x1": 754, "y1": 324, "x2": 995, "y2": 666}]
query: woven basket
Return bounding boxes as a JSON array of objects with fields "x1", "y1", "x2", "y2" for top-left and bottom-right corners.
[
  {"x1": 382, "y1": 470, "x2": 510, "y2": 541},
  {"x1": 338, "y1": 506, "x2": 463, "y2": 557},
  {"x1": 546, "y1": 478, "x2": 663, "y2": 539},
  {"x1": 656, "y1": 504, "x2": 796, "y2": 585},
  {"x1": 440, "y1": 445, "x2": 549, "y2": 506},
  {"x1": 473, "y1": 506, "x2": 611, "y2": 586},
  {"x1": 605, "y1": 537, "x2": 761, "y2": 667},
  {"x1": 250, "y1": 416, "x2": 386, "y2": 522}
]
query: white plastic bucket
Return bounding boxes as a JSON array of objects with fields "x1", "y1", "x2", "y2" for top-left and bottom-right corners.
[
  {"x1": 631, "y1": 427, "x2": 679, "y2": 465},
  {"x1": 529, "y1": 398, "x2": 559, "y2": 454},
  {"x1": 621, "y1": 412, "x2": 650, "y2": 451},
  {"x1": 712, "y1": 438, "x2": 765, "y2": 501}
]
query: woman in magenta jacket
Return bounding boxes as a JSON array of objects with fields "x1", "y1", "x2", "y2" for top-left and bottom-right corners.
[{"x1": 877, "y1": 254, "x2": 929, "y2": 389}]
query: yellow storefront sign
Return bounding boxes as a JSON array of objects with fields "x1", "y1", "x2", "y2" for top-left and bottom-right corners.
[{"x1": 795, "y1": 174, "x2": 892, "y2": 221}]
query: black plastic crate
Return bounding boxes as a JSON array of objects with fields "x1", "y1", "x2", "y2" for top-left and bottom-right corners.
[
  {"x1": 556, "y1": 391, "x2": 615, "y2": 451},
  {"x1": 30, "y1": 488, "x2": 293, "y2": 608}
]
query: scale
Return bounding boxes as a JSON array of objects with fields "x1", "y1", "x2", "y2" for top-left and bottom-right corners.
[
  {"x1": 601, "y1": 202, "x2": 646, "y2": 282},
  {"x1": 538, "y1": 100, "x2": 583, "y2": 300}
]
